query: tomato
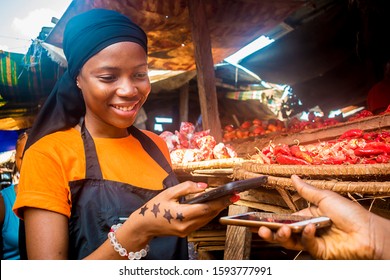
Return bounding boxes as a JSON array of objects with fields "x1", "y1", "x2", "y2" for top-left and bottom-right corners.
[
  {"x1": 224, "y1": 124, "x2": 235, "y2": 132},
  {"x1": 252, "y1": 118, "x2": 263, "y2": 126},
  {"x1": 240, "y1": 121, "x2": 252, "y2": 129}
]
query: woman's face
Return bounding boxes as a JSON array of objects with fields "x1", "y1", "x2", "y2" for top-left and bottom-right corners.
[{"x1": 76, "y1": 41, "x2": 151, "y2": 138}]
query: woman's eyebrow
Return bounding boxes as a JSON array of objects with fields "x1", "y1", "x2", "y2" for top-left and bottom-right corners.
[{"x1": 96, "y1": 63, "x2": 148, "y2": 71}]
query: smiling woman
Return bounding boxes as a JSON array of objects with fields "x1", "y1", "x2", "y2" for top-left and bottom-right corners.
[{"x1": 13, "y1": 8, "x2": 234, "y2": 260}]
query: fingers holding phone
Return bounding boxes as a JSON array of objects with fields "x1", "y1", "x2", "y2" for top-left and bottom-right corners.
[
  {"x1": 132, "y1": 181, "x2": 234, "y2": 238},
  {"x1": 180, "y1": 176, "x2": 268, "y2": 204},
  {"x1": 258, "y1": 176, "x2": 384, "y2": 260},
  {"x1": 291, "y1": 175, "x2": 372, "y2": 231},
  {"x1": 258, "y1": 224, "x2": 301, "y2": 249}
]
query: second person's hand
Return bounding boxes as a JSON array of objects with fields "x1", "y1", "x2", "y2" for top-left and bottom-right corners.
[{"x1": 258, "y1": 175, "x2": 384, "y2": 259}]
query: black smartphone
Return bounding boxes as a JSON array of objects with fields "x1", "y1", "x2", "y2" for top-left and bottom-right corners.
[
  {"x1": 219, "y1": 212, "x2": 332, "y2": 233},
  {"x1": 180, "y1": 176, "x2": 268, "y2": 204}
]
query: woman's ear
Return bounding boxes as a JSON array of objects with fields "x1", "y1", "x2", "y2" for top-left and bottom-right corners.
[{"x1": 76, "y1": 77, "x2": 81, "y2": 89}]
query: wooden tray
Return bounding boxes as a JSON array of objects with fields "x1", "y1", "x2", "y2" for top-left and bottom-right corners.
[
  {"x1": 173, "y1": 157, "x2": 246, "y2": 172},
  {"x1": 233, "y1": 166, "x2": 390, "y2": 195},
  {"x1": 240, "y1": 161, "x2": 390, "y2": 181}
]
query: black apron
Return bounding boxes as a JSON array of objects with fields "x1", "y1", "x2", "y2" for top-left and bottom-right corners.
[{"x1": 19, "y1": 122, "x2": 188, "y2": 260}]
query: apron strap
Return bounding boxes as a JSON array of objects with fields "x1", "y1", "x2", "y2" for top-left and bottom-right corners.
[
  {"x1": 80, "y1": 118, "x2": 104, "y2": 179},
  {"x1": 79, "y1": 118, "x2": 178, "y2": 186},
  {"x1": 128, "y1": 126, "x2": 179, "y2": 187}
]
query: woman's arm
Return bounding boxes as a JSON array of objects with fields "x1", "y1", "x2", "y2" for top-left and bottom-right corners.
[
  {"x1": 24, "y1": 208, "x2": 69, "y2": 259},
  {"x1": 23, "y1": 206, "x2": 149, "y2": 260},
  {"x1": 24, "y1": 181, "x2": 235, "y2": 260}
]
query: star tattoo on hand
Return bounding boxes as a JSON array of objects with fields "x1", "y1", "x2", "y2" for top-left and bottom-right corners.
[
  {"x1": 151, "y1": 203, "x2": 160, "y2": 218},
  {"x1": 163, "y1": 209, "x2": 174, "y2": 223},
  {"x1": 139, "y1": 205, "x2": 148, "y2": 216},
  {"x1": 176, "y1": 213, "x2": 185, "y2": 222}
]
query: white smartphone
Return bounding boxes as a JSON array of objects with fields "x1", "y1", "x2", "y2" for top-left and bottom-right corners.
[{"x1": 219, "y1": 212, "x2": 332, "y2": 233}]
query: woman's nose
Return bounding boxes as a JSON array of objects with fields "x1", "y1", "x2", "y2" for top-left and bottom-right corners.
[{"x1": 117, "y1": 79, "x2": 137, "y2": 96}]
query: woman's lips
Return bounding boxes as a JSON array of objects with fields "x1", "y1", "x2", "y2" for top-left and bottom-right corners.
[{"x1": 111, "y1": 104, "x2": 135, "y2": 112}]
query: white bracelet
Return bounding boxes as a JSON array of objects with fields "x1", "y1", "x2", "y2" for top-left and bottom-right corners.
[{"x1": 108, "y1": 223, "x2": 149, "y2": 260}]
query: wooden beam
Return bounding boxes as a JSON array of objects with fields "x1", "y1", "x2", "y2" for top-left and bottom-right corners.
[
  {"x1": 179, "y1": 82, "x2": 189, "y2": 122},
  {"x1": 223, "y1": 204, "x2": 252, "y2": 260},
  {"x1": 187, "y1": 0, "x2": 222, "y2": 142}
]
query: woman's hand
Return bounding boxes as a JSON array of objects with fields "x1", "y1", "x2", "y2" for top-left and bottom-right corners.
[
  {"x1": 125, "y1": 181, "x2": 237, "y2": 241},
  {"x1": 258, "y1": 175, "x2": 390, "y2": 260},
  {"x1": 90, "y1": 181, "x2": 238, "y2": 260}
]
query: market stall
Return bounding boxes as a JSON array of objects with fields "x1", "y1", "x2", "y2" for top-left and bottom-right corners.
[
  {"x1": 162, "y1": 109, "x2": 390, "y2": 259},
  {"x1": 2, "y1": 0, "x2": 389, "y2": 261}
]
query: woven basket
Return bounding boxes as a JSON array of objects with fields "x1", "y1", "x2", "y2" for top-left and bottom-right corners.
[
  {"x1": 233, "y1": 166, "x2": 390, "y2": 195},
  {"x1": 240, "y1": 161, "x2": 390, "y2": 181},
  {"x1": 173, "y1": 157, "x2": 247, "y2": 172}
]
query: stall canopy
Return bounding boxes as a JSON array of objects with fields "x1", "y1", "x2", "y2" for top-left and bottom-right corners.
[
  {"x1": 240, "y1": 0, "x2": 390, "y2": 113},
  {"x1": 43, "y1": 0, "x2": 306, "y2": 71},
  {"x1": 0, "y1": 47, "x2": 64, "y2": 103},
  {"x1": 5, "y1": 0, "x2": 386, "y2": 131},
  {"x1": 1, "y1": 0, "x2": 306, "y2": 115}
]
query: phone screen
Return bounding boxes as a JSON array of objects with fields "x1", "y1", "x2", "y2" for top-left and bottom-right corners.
[
  {"x1": 232, "y1": 213, "x2": 308, "y2": 224},
  {"x1": 219, "y1": 212, "x2": 331, "y2": 233},
  {"x1": 181, "y1": 176, "x2": 268, "y2": 204}
]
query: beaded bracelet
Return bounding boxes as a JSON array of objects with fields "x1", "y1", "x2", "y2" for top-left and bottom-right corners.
[{"x1": 108, "y1": 223, "x2": 149, "y2": 260}]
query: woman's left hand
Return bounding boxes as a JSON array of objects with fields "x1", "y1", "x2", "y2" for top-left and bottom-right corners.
[{"x1": 128, "y1": 181, "x2": 237, "y2": 239}]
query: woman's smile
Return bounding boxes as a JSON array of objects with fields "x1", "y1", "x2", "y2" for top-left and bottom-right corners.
[{"x1": 111, "y1": 103, "x2": 136, "y2": 112}]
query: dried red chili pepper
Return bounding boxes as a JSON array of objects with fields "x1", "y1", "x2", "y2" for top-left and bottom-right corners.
[
  {"x1": 381, "y1": 131, "x2": 390, "y2": 138},
  {"x1": 354, "y1": 148, "x2": 385, "y2": 157},
  {"x1": 273, "y1": 144, "x2": 291, "y2": 156},
  {"x1": 311, "y1": 159, "x2": 323, "y2": 165},
  {"x1": 359, "y1": 110, "x2": 374, "y2": 117},
  {"x1": 344, "y1": 157, "x2": 359, "y2": 164},
  {"x1": 362, "y1": 158, "x2": 377, "y2": 164},
  {"x1": 289, "y1": 145, "x2": 313, "y2": 163},
  {"x1": 363, "y1": 142, "x2": 390, "y2": 153},
  {"x1": 261, "y1": 147, "x2": 272, "y2": 157},
  {"x1": 362, "y1": 132, "x2": 378, "y2": 141},
  {"x1": 379, "y1": 105, "x2": 390, "y2": 115},
  {"x1": 339, "y1": 129, "x2": 363, "y2": 140},
  {"x1": 377, "y1": 131, "x2": 390, "y2": 142},
  {"x1": 376, "y1": 154, "x2": 390, "y2": 163},
  {"x1": 275, "y1": 154, "x2": 310, "y2": 165},
  {"x1": 322, "y1": 157, "x2": 345, "y2": 165}
]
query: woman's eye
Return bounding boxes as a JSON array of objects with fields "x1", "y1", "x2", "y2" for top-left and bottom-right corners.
[
  {"x1": 135, "y1": 72, "x2": 148, "y2": 79},
  {"x1": 99, "y1": 75, "x2": 116, "y2": 82}
]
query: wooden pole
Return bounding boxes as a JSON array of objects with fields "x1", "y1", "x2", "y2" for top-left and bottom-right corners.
[
  {"x1": 224, "y1": 204, "x2": 252, "y2": 260},
  {"x1": 179, "y1": 82, "x2": 189, "y2": 122},
  {"x1": 187, "y1": 0, "x2": 222, "y2": 142}
]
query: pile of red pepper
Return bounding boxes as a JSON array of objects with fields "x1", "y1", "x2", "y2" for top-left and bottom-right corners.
[
  {"x1": 254, "y1": 129, "x2": 390, "y2": 165},
  {"x1": 347, "y1": 110, "x2": 374, "y2": 122},
  {"x1": 348, "y1": 105, "x2": 390, "y2": 121},
  {"x1": 287, "y1": 115, "x2": 341, "y2": 133}
]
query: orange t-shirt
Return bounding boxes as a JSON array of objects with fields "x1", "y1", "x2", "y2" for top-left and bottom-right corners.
[{"x1": 13, "y1": 128, "x2": 171, "y2": 219}]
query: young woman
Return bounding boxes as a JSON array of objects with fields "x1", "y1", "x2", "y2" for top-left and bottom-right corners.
[{"x1": 13, "y1": 9, "x2": 238, "y2": 260}]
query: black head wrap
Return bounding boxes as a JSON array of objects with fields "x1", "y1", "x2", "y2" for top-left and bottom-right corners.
[{"x1": 25, "y1": 9, "x2": 148, "y2": 150}]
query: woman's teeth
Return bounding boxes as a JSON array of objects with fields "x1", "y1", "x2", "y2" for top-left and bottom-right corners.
[{"x1": 113, "y1": 105, "x2": 134, "y2": 112}]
